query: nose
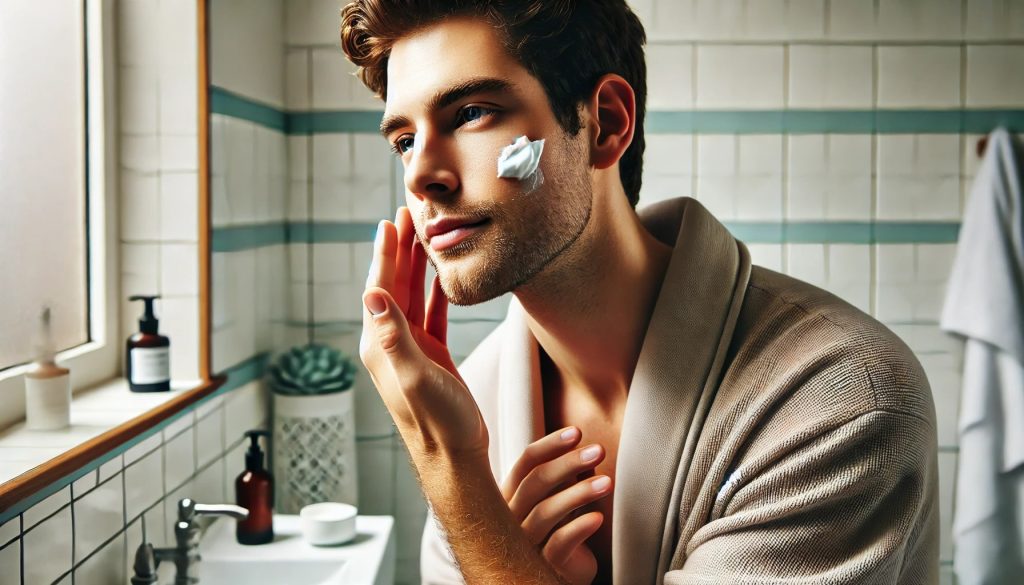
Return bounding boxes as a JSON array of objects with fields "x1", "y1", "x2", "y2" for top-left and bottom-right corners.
[{"x1": 404, "y1": 133, "x2": 459, "y2": 200}]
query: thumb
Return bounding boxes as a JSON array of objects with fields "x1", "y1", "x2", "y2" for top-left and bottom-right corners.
[{"x1": 363, "y1": 287, "x2": 423, "y2": 372}]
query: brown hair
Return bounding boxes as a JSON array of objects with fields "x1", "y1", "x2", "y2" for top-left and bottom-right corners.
[{"x1": 340, "y1": 0, "x2": 647, "y2": 208}]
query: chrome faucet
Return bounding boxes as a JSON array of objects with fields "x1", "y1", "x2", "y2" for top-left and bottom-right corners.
[{"x1": 131, "y1": 497, "x2": 248, "y2": 585}]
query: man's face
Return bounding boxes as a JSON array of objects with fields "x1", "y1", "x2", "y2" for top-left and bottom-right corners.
[{"x1": 383, "y1": 17, "x2": 593, "y2": 306}]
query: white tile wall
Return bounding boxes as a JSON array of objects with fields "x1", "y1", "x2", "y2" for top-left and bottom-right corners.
[
  {"x1": 787, "y1": 134, "x2": 873, "y2": 220},
  {"x1": 697, "y1": 135, "x2": 784, "y2": 220},
  {"x1": 877, "y1": 135, "x2": 961, "y2": 220},
  {"x1": 696, "y1": 46, "x2": 785, "y2": 109},
  {"x1": 646, "y1": 45, "x2": 694, "y2": 109},
  {"x1": 209, "y1": 0, "x2": 286, "y2": 108},
  {"x1": 966, "y1": 45, "x2": 1024, "y2": 106},
  {"x1": 965, "y1": 0, "x2": 1024, "y2": 39},
  {"x1": 73, "y1": 474, "x2": 124, "y2": 564},
  {"x1": 312, "y1": 47, "x2": 380, "y2": 110},
  {"x1": 828, "y1": 0, "x2": 879, "y2": 40},
  {"x1": 788, "y1": 46, "x2": 874, "y2": 108},
  {"x1": 24, "y1": 504, "x2": 73, "y2": 583},
  {"x1": 878, "y1": 0, "x2": 962, "y2": 40},
  {"x1": 0, "y1": 536, "x2": 19, "y2": 584},
  {"x1": 286, "y1": 0, "x2": 348, "y2": 47},
  {"x1": 878, "y1": 46, "x2": 962, "y2": 108}
]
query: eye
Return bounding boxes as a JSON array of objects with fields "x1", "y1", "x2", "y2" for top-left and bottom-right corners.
[
  {"x1": 456, "y1": 105, "x2": 495, "y2": 126},
  {"x1": 391, "y1": 135, "x2": 415, "y2": 156}
]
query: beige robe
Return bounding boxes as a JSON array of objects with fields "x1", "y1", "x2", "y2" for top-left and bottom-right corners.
[{"x1": 421, "y1": 197, "x2": 939, "y2": 584}]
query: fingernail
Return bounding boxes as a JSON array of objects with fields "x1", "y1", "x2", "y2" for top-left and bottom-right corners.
[
  {"x1": 591, "y1": 476, "x2": 611, "y2": 492},
  {"x1": 560, "y1": 427, "x2": 578, "y2": 441},
  {"x1": 365, "y1": 293, "x2": 387, "y2": 315},
  {"x1": 580, "y1": 445, "x2": 601, "y2": 463}
]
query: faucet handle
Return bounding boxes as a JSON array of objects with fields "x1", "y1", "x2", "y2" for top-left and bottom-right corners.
[
  {"x1": 176, "y1": 498, "x2": 249, "y2": 523},
  {"x1": 129, "y1": 542, "x2": 159, "y2": 585}
]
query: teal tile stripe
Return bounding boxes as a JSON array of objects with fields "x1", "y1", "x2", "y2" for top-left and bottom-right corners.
[
  {"x1": 0, "y1": 353, "x2": 271, "y2": 525},
  {"x1": 646, "y1": 109, "x2": 1024, "y2": 134},
  {"x1": 289, "y1": 222, "x2": 379, "y2": 244},
  {"x1": 211, "y1": 222, "x2": 379, "y2": 252},
  {"x1": 723, "y1": 221, "x2": 960, "y2": 244},
  {"x1": 288, "y1": 111, "x2": 384, "y2": 135},
  {"x1": 213, "y1": 220, "x2": 960, "y2": 250},
  {"x1": 211, "y1": 223, "x2": 288, "y2": 252},
  {"x1": 210, "y1": 87, "x2": 286, "y2": 132},
  {"x1": 211, "y1": 86, "x2": 1024, "y2": 135}
]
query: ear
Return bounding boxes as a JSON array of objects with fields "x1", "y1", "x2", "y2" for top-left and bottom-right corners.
[{"x1": 585, "y1": 74, "x2": 636, "y2": 170}]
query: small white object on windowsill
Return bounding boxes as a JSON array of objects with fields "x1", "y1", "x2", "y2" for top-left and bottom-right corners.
[{"x1": 24, "y1": 307, "x2": 71, "y2": 431}]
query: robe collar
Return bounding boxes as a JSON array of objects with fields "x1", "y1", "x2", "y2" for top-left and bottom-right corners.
[{"x1": 494, "y1": 197, "x2": 751, "y2": 584}]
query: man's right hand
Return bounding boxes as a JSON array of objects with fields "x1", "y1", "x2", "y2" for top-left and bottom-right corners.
[{"x1": 499, "y1": 427, "x2": 613, "y2": 585}]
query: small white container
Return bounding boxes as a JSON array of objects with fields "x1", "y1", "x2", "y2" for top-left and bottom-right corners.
[
  {"x1": 25, "y1": 371, "x2": 70, "y2": 430},
  {"x1": 299, "y1": 502, "x2": 358, "y2": 546}
]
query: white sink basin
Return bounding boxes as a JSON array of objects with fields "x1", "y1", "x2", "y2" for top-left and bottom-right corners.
[
  {"x1": 199, "y1": 559, "x2": 348, "y2": 584},
  {"x1": 197, "y1": 514, "x2": 395, "y2": 585}
]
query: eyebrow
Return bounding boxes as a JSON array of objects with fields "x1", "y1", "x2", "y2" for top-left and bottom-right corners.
[{"x1": 379, "y1": 77, "x2": 517, "y2": 139}]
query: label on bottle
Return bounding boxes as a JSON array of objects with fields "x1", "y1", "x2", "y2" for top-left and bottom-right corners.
[{"x1": 130, "y1": 347, "x2": 170, "y2": 384}]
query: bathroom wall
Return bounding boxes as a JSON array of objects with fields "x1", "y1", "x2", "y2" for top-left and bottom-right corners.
[{"x1": 209, "y1": 0, "x2": 294, "y2": 374}]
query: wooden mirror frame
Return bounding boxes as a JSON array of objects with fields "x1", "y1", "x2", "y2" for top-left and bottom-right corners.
[{"x1": 0, "y1": 0, "x2": 222, "y2": 514}]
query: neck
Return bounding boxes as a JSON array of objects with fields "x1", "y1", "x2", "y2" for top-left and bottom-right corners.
[{"x1": 514, "y1": 179, "x2": 672, "y2": 410}]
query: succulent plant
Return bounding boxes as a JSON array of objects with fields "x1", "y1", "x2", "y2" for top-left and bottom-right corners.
[{"x1": 268, "y1": 343, "x2": 356, "y2": 396}]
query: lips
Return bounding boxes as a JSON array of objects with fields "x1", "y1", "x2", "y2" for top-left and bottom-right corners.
[{"x1": 425, "y1": 217, "x2": 490, "y2": 252}]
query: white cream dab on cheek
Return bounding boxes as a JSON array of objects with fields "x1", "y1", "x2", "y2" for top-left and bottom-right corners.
[{"x1": 497, "y1": 135, "x2": 545, "y2": 193}]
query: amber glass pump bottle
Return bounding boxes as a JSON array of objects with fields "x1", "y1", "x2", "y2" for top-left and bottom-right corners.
[{"x1": 235, "y1": 430, "x2": 274, "y2": 544}]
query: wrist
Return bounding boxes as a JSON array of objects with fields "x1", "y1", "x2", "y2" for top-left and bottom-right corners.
[{"x1": 398, "y1": 414, "x2": 490, "y2": 465}]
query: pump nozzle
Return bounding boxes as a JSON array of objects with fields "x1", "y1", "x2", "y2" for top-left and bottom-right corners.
[
  {"x1": 244, "y1": 430, "x2": 270, "y2": 471},
  {"x1": 129, "y1": 295, "x2": 161, "y2": 334}
]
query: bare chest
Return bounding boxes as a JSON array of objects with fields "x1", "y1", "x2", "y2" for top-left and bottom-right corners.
[{"x1": 543, "y1": 397, "x2": 622, "y2": 583}]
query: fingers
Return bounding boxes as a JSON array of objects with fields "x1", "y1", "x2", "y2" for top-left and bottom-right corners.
[
  {"x1": 362, "y1": 288, "x2": 425, "y2": 384},
  {"x1": 425, "y1": 275, "x2": 448, "y2": 344},
  {"x1": 368, "y1": 220, "x2": 398, "y2": 293},
  {"x1": 521, "y1": 475, "x2": 612, "y2": 545},
  {"x1": 542, "y1": 511, "x2": 604, "y2": 567},
  {"x1": 501, "y1": 426, "x2": 581, "y2": 500},
  {"x1": 393, "y1": 207, "x2": 414, "y2": 313},
  {"x1": 508, "y1": 442, "x2": 605, "y2": 522},
  {"x1": 408, "y1": 235, "x2": 428, "y2": 329}
]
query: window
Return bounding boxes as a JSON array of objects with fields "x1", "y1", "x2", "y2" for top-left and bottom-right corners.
[{"x1": 0, "y1": 0, "x2": 119, "y2": 429}]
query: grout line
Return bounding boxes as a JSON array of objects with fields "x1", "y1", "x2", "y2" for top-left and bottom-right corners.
[
  {"x1": 19, "y1": 514, "x2": 23, "y2": 585},
  {"x1": 69, "y1": 480, "x2": 75, "y2": 584},
  {"x1": 823, "y1": 0, "x2": 831, "y2": 38},
  {"x1": 21, "y1": 501, "x2": 72, "y2": 536},
  {"x1": 121, "y1": 455, "x2": 129, "y2": 581}
]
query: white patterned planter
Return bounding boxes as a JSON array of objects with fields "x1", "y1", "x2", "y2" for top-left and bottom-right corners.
[{"x1": 272, "y1": 391, "x2": 358, "y2": 514}]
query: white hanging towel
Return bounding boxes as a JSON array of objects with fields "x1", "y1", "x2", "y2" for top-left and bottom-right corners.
[{"x1": 941, "y1": 128, "x2": 1024, "y2": 585}]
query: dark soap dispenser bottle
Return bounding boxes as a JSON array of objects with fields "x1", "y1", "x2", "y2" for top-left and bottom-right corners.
[
  {"x1": 126, "y1": 295, "x2": 171, "y2": 392},
  {"x1": 236, "y1": 430, "x2": 274, "y2": 544}
]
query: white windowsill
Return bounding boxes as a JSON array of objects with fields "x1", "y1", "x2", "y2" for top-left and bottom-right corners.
[{"x1": 0, "y1": 377, "x2": 202, "y2": 485}]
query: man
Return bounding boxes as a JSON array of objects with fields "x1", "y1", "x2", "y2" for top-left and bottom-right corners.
[{"x1": 341, "y1": 1, "x2": 939, "y2": 583}]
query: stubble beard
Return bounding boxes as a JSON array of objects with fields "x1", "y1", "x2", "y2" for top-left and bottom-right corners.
[{"x1": 428, "y1": 136, "x2": 593, "y2": 307}]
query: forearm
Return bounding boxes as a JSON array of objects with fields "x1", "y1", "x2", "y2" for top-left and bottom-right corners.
[{"x1": 414, "y1": 447, "x2": 568, "y2": 585}]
